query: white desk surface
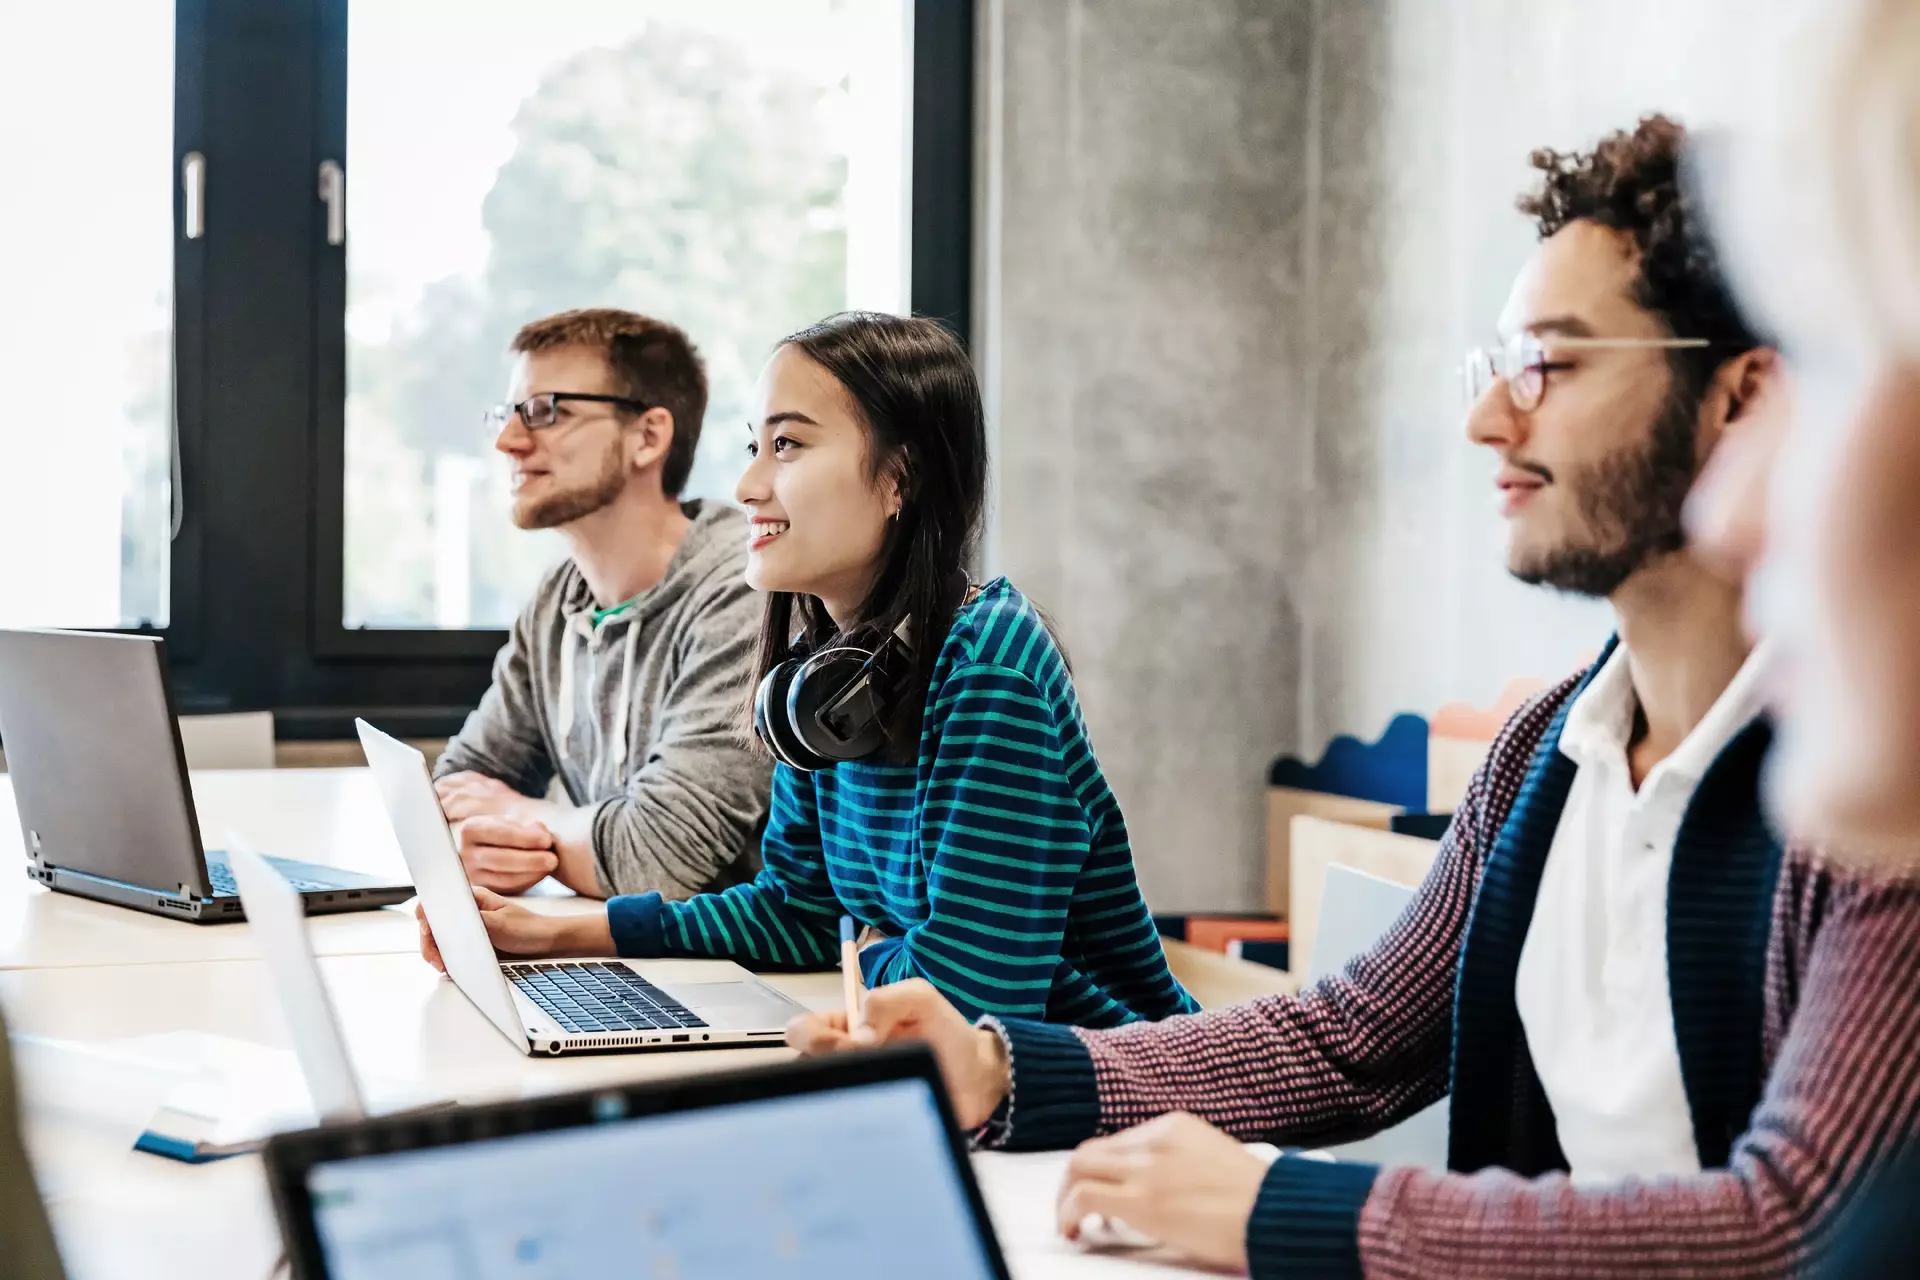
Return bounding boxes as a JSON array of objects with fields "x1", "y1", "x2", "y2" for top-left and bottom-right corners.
[
  {"x1": 10, "y1": 956, "x2": 1201, "y2": 1280},
  {"x1": 0, "y1": 769, "x2": 601, "y2": 970},
  {"x1": 0, "y1": 769, "x2": 1222, "y2": 1279}
]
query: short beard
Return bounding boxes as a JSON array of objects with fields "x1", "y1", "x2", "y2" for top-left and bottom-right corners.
[
  {"x1": 1510, "y1": 387, "x2": 1702, "y2": 597},
  {"x1": 511, "y1": 438, "x2": 627, "y2": 530}
]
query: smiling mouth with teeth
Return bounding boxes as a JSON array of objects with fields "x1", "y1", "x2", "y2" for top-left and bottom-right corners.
[{"x1": 749, "y1": 521, "x2": 789, "y2": 548}]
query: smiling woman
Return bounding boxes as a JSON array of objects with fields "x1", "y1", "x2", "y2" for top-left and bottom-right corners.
[
  {"x1": 420, "y1": 311, "x2": 1200, "y2": 1030},
  {"x1": 739, "y1": 344, "x2": 905, "y2": 631}
]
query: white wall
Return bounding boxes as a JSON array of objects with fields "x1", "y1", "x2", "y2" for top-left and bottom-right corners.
[{"x1": 976, "y1": 0, "x2": 1805, "y2": 910}]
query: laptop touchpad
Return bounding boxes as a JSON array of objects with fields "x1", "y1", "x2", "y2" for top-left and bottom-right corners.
[{"x1": 675, "y1": 981, "x2": 800, "y2": 1025}]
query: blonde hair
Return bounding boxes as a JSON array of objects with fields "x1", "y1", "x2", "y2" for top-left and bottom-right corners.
[{"x1": 1715, "y1": 0, "x2": 1920, "y2": 362}]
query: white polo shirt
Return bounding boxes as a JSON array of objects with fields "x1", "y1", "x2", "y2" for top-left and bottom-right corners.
[{"x1": 1514, "y1": 642, "x2": 1773, "y2": 1186}]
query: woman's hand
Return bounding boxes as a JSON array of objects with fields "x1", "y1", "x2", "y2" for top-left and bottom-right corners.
[
  {"x1": 784, "y1": 978, "x2": 1011, "y2": 1130},
  {"x1": 1055, "y1": 1112, "x2": 1267, "y2": 1272},
  {"x1": 415, "y1": 889, "x2": 615, "y2": 974}
]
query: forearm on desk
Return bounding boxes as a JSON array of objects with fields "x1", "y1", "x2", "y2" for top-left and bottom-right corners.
[{"x1": 606, "y1": 873, "x2": 841, "y2": 967}]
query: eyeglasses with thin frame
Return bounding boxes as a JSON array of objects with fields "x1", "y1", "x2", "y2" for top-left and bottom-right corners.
[
  {"x1": 482, "y1": 392, "x2": 651, "y2": 437},
  {"x1": 1461, "y1": 333, "x2": 1712, "y2": 412}
]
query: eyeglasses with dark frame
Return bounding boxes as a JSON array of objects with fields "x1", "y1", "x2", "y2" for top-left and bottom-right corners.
[
  {"x1": 482, "y1": 392, "x2": 652, "y2": 437},
  {"x1": 1461, "y1": 332, "x2": 1712, "y2": 413}
]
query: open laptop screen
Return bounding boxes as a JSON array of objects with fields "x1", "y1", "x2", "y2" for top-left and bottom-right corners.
[{"x1": 288, "y1": 1069, "x2": 1002, "y2": 1279}]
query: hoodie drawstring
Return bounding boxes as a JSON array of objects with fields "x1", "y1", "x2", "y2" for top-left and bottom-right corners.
[
  {"x1": 609, "y1": 617, "x2": 642, "y2": 783},
  {"x1": 557, "y1": 606, "x2": 638, "y2": 783},
  {"x1": 555, "y1": 610, "x2": 594, "y2": 756}
]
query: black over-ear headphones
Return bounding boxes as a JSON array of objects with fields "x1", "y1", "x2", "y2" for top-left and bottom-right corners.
[{"x1": 753, "y1": 618, "x2": 914, "y2": 772}]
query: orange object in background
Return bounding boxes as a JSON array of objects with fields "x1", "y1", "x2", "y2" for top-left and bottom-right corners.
[{"x1": 1183, "y1": 916, "x2": 1289, "y2": 955}]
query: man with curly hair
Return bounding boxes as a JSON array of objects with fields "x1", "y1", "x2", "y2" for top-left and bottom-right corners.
[{"x1": 785, "y1": 114, "x2": 1920, "y2": 1278}]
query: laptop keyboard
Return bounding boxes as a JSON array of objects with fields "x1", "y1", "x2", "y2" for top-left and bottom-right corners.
[
  {"x1": 505, "y1": 962, "x2": 709, "y2": 1035},
  {"x1": 206, "y1": 859, "x2": 339, "y2": 897}
]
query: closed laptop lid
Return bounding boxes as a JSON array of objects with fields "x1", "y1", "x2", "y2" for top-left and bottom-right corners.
[
  {"x1": 0, "y1": 629, "x2": 209, "y2": 897},
  {"x1": 263, "y1": 1045, "x2": 1011, "y2": 1280}
]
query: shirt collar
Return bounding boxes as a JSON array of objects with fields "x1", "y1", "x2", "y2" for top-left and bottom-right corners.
[{"x1": 1558, "y1": 641, "x2": 1775, "y2": 784}]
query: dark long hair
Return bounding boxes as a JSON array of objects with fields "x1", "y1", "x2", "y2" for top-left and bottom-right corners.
[{"x1": 753, "y1": 312, "x2": 987, "y2": 760}]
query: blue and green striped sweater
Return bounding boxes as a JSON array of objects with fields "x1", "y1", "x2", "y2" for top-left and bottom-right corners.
[{"x1": 606, "y1": 578, "x2": 1197, "y2": 1027}]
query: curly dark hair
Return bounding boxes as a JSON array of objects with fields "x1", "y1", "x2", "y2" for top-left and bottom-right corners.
[{"x1": 1517, "y1": 113, "x2": 1760, "y2": 401}]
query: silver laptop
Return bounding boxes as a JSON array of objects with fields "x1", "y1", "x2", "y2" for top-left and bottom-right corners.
[
  {"x1": 354, "y1": 719, "x2": 810, "y2": 1056},
  {"x1": 0, "y1": 629, "x2": 413, "y2": 923}
]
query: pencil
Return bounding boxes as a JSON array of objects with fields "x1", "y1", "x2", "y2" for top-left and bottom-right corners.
[{"x1": 839, "y1": 915, "x2": 866, "y2": 1033}]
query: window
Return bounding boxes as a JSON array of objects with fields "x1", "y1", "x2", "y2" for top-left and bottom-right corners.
[
  {"x1": 0, "y1": 2, "x2": 176, "y2": 629},
  {"x1": 341, "y1": 1, "x2": 913, "y2": 630},
  {"x1": 2, "y1": 0, "x2": 968, "y2": 737}
]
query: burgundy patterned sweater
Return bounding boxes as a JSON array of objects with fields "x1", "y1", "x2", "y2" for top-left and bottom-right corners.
[{"x1": 983, "y1": 652, "x2": 1920, "y2": 1278}]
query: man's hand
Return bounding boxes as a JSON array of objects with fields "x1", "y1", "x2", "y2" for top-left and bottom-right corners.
[
  {"x1": 1055, "y1": 1113, "x2": 1266, "y2": 1271},
  {"x1": 416, "y1": 889, "x2": 615, "y2": 973},
  {"x1": 784, "y1": 978, "x2": 1010, "y2": 1130},
  {"x1": 436, "y1": 772, "x2": 606, "y2": 898},
  {"x1": 435, "y1": 771, "x2": 535, "y2": 822},
  {"x1": 454, "y1": 815, "x2": 559, "y2": 893}
]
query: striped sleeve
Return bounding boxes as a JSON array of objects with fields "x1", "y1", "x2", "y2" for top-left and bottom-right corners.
[
  {"x1": 858, "y1": 662, "x2": 1100, "y2": 1021},
  {"x1": 1344, "y1": 867, "x2": 1920, "y2": 1280},
  {"x1": 605, "y1": 764, "x2": 840, "y2": 969}
]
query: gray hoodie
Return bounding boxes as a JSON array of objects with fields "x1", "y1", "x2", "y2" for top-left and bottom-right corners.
[{"x1": 436, "y1": 500, "x2": 770, "y2": 898}]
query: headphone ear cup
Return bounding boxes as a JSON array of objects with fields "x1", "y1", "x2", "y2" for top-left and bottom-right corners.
[
  {"x1": 754, "y1": 660, "x2": 828, "y2": 771},
  {"x1": 786, "y1": 649, "x2": 888, "y2": 765}
]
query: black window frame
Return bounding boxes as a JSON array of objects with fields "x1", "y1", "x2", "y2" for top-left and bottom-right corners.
[{"x1": 150, "y1": 0, "x2": 972, "y2": 742}]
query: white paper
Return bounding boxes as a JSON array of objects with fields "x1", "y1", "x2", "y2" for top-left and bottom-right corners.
[
  {"x1": 970, "y1": 1145, "x2": 1280, "y2": 1277},
  {"x1": 11, "y1": 1034, "x2": 193, "y2": 1201}
]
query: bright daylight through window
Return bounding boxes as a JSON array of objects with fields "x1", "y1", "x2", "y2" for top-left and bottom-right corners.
[
  {"x1": 0, "y1": 5, "x2": 175, "y2": 629},
  {"x1": 343, "y1": 0, "x2": 913, "y2": 629}
]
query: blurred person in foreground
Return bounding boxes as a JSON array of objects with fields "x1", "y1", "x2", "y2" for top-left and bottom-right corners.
[
  {"x1": 786, "y1": 114, "x2": 1920, "y2": 1278},
  {"x1": 1684, "y1": 0, "x2": 1920, "y2": 1271}
]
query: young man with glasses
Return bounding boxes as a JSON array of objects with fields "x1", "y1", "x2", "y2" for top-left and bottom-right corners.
[
  {"x1": 433, "y1": 309, "x2": 771, "y2": 901},
  {"x1": 787, "y1": 114, "x2": 1920, "y2": 1277}
]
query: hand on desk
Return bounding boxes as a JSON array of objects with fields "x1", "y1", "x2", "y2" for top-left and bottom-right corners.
[
  {"x1": 436, "y1": 774, "x2": 560, "y2": 892},
  {"x1": 789, "y1": 980, "x2": 1263, "y2": 1272},
  {"x1": 786, "y1": 979, "x2": 1010, "y2": 1130},
  {"x1": 1056, "y1": 1113, "x2": 1262, "y2": 1272},
  {"x1": 449, "y1": 815, "x2": 560, "y2": 893},
  {"x1": 436, "y1": 773, "x2": 609, "y2": 897},
  {"x1": 416, "y1": 890, "x2": 615, "y2": 974},
  {"x1": 436, "y1": 771, "x2": 540, "y2": 821}
]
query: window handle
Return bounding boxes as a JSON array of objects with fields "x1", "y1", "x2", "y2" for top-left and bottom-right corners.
[
  {"x1": 182, "y1": 151, "x2": 206, "y2": 239},
  {"x1": 318, "y1": 159, "x2": 345, "y2": 246}
]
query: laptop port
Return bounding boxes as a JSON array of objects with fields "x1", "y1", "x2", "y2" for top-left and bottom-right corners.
[
  {"x1": 156, "y1": 898, "x2": 194, "y2": 913},
  {"x1": 346, "y1": 891, "x2": 362, "y2": 899},
  {"x1": 671, "y1": 1034, "x2": 690, "y2": 1043}
]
